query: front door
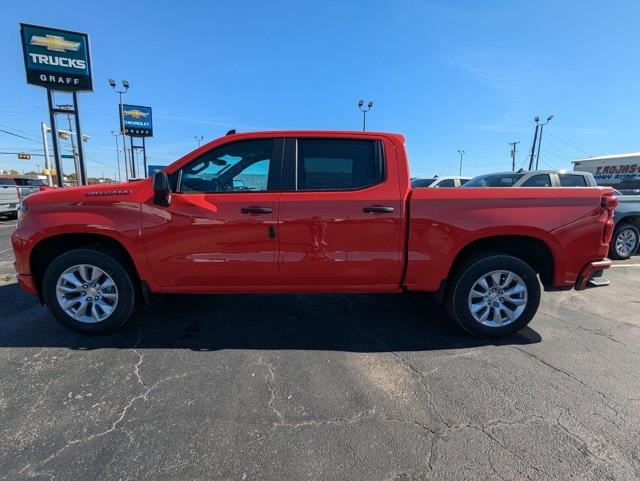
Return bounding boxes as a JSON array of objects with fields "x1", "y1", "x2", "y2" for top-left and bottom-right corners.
[{"x1": 142, "y1": 138, "x2": 282, "y2": 290}]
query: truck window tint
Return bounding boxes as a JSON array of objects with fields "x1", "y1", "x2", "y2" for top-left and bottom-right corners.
[
  {"x1": 297, "y1": 139, "x2": 382, "y2": 190},
  {"x1": 559, "y1": 174, "x2": 587, "y2": 187},
  {"x1": 0, "y1": 178, "x2": 14, "y2": 186},
  {"x1": 521, "y1": 174, "x2": 552, "y2": 187},
  {"x1": 179, "y1": 139, "x2": 273, "y2": 193},
  {"x1": 435, "y1": 179, "x2": 455, "y2": 187}
]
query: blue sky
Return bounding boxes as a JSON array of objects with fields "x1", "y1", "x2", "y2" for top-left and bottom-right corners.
[{"x1": 1, "y1": 0, "x2": 639, "y2": 179}]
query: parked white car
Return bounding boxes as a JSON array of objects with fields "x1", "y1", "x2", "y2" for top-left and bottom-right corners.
[
  {"x1": 411, "y1": 176, "x2": 471, "y2": 188},
  {"x1": 0, "y1": 178, "x2": 20, "y2": 219}
]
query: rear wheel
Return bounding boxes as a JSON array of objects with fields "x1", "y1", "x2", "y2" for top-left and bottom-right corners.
[
  {"x1": 610, "y1": 223, "x2": 639, "y2": 260},
  {"x1": 446, "y1": 255, "x2": 541, "y2": 338},
  {"x1": 42, "y1": 248, "x2": 135, "y2": 334}
]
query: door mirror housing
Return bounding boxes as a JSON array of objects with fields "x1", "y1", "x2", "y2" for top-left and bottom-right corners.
[{"x1": 153, "y1": 171, "x2": 171, "y2": 207}]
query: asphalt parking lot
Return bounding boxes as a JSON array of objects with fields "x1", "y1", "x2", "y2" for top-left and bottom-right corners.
[{"x1": 0, "y1": 217, "x2": 639, "y2": 481}]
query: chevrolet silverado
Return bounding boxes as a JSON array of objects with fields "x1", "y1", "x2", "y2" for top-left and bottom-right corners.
[{"x1": 12, "y1": 131, "x2": 617, "y2": 337}]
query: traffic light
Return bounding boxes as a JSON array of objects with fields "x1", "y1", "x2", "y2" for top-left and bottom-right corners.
[{"x1": 17, "y1": 152, "x2": 31, "y2": 160}]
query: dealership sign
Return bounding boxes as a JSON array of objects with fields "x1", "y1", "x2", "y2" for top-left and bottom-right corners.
[
  {"x1": 122, "y1": 104, "x2": 153, "y2": 137},
  {"x1": 20, "y1": 23, "x2": 92, "y2": 91}
]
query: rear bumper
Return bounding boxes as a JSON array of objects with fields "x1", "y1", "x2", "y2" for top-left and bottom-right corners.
[{"x1": 575, "y1": 258, "x2": 612, "y2": 290}]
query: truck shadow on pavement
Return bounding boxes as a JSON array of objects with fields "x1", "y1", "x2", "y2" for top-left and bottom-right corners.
[{"x1": 0, "y1": 283, "x2": 541, "y2": 351}]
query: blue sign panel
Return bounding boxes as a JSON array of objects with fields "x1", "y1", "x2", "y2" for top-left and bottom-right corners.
[
  {"x1": 20, "y1": 23, "x2": 92, "y2": 91},
  {"x1": 122, "y1": 104, "x2": 153, "y2": 137}
]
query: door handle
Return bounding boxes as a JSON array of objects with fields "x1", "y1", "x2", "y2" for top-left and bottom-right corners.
[
  {"x1": 363, "y1": 205, "x2": 394, "y2": 213},
  {"x1": 241, "y1": 206, "x2": 272, "y2": 214}
]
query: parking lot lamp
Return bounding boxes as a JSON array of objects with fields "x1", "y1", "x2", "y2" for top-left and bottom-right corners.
[{"x1": 358, "y1": 100, "x2": 374, "y2": 131}]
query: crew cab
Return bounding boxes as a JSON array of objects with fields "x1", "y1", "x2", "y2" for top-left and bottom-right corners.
[
  {"x1": 464, "y1": 170, "x2": 597, "y2": 188},
  {"x1": 12, "y1": 131, "x2": 617, "y2": 338}
]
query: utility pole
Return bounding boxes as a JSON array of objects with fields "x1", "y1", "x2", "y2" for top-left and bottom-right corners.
[
  {"x1": 535, "y1": 115, "x2": 554, "y2": 170},
  {"x1": 509, "y1": 141, "x2": 520, "y2": 171},
  {"x1": 41, "y1": 122, "x2": 53, "y2": 186},
  {"x1": 357, "y1": 100, "x2": 374, "y2": 131},
  {"x1": 528, "y1": 117, "x2": 540, "y2": 170},
  {"x1": 458, "y1": 149, "x2": 465, "y2": 176}
]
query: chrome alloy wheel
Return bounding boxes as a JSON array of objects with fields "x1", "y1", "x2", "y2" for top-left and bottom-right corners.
[
  {"x1": 615, "y1": 228, "x2": 638, "y2": 258},
  {"x1": 55, "y1": 264, "x2": 118, "y2": 324},
  {"x1": 468, "y1": 270, "x2": 528, "y2": 327}
]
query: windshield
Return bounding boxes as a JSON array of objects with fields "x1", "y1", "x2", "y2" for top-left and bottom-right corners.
[
  {"x1": 411, "y1": 178, "x2": 436, "y2": 188},
  {"x1": 464, "y1": 173, "x2": 525, "y2": 187}
]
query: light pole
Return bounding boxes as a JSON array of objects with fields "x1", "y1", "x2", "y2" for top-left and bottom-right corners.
[
  {"x1": 111, "y1": 130, "x2": 123, "y2": 182},
  {"x1": 41, "y1": 122, "x2": 53, "y2": 186},
  {"x1": 535, "y1": 115, "x2": 554, "y2": 170},
  {"x1": 194, "y1": 135, "x2": 204, "y2": 147},
  {"x1": 509, "y1": 141, "x2": 520, "y2": 171},
  {"x1": 458, "y1": 149, "x2": 465, "y2": 176},
  {"x1": 357, "y1": 100, "x2": 374, "y2": 131},
  {"x1": 108, "y1": 79, "x2": 130, "y2": 178},
  {"x1": 528, "y1": 117, "x2": 540, "y2": 170}
]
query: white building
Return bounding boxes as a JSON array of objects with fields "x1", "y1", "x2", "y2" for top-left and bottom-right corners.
[{"x1": 573, "y1": 152, "x2": 640, "y2": 190}]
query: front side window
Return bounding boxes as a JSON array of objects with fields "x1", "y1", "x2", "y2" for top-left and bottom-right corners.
[
  {"x1": 558, "y1": 174, "x2": 587, "y2": 187},
  {"x1": 521, "y1": 174, "x2": 552, "y2": 187},
  {"x1": 177, "y1": 139, "x2": 273, "y2": 193},
  {"x1": 297, "y1": 139, "x2": 383, "y2": 190}
]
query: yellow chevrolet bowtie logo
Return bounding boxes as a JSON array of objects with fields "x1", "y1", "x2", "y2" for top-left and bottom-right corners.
[
  {"x1": 30, "y1": 34, "x2": 81, "y2": 53},
  {"x1": 124, "y1": 109, "x2": 149, "y2": 118}
]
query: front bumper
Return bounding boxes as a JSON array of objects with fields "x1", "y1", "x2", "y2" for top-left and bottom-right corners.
[{"x1": 575, "y1": 258, "x2": 612, "y2": 290}]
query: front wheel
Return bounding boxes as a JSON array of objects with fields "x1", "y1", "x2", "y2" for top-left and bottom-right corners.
[
  {"x1": 447, "y1": 255, "x2": 541, "y2": 338},
  {"x1": 42, "y1": 248, "x2": 135, "y2": 334}
]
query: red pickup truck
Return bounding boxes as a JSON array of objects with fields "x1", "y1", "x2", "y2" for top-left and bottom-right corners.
[{"x1": 12, "y1": 131, "x2": 617, "y2": 337}]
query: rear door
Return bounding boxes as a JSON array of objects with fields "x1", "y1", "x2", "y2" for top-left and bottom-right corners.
[{"x1": 277, "y1": 137, "x2": 404, "y2": 289}]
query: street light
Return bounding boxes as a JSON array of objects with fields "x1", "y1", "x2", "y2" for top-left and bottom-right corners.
[
  {"x1": 111, "y1": 130, "x2": 123, "y2": 182},
  {"x1": 458, "y1": 149, "x2": 466, "y2": 176},
  {"x1": 194, "y1": 135, "x2": 204, "y2": 147},
  {"x1": 358, "y1": 99, "x2": 374, "y2": 131},
  {"x1": 108, "y1": 79, "x2": 130, "y2": 177},
  {"x1": 535, "y1": 115, "x2": 554, "y2": 170}
]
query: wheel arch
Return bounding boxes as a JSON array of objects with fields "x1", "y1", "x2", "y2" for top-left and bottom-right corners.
[
  {"x1": 448, "y1": 235, "x2": 555, "y2": 288},
  {"x1": 30, "y1": 233, "x2": 142, "y2": 298}
]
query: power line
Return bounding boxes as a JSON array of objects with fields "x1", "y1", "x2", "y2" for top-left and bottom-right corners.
[{"x1": 545, "y1": 131, "x2": 592, "y2": 157}]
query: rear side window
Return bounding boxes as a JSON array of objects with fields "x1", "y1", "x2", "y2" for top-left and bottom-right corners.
[
  {"x1": 558, "y1": 174, "x2": 587, "y2": 187},
  {"x1": 296, "y1": 139, "x2": 383, "y2": 190},
  {"x1": 0, "y1": 178, "x2": 14, "y2": 186},
  {"x1": 521, "y1": 174, "x2": 552, "y2": 187}
]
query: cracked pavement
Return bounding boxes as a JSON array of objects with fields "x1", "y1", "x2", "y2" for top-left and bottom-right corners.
[{"x1": 0, "y1": 218, "x2": 639, "y2": 480}]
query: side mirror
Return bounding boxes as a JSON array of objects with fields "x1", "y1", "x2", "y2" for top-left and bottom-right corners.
[{"x1": 153, "y1": 171, "x2": 171, "y2": 207}]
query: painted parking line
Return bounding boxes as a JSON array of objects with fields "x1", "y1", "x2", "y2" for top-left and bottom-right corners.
[
  {"x1": 610, "y1": 263, "x2": 640, "y2": 268},
  {"x1": 0, "y1": 223, "x2": 17, "y2": 229}
]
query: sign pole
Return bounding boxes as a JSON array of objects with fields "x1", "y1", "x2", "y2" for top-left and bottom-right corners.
[
  {"x1": 46, "y1": 89, "x2": 64, "y2": 187},
  {"x1": 130, "y1": 136, "x2": 136, "y2": 178},
  {"x1": 142, "y1": 137, "x2": 148, "y2": 178},
  {"x1": 41, "y1": 122, "x2": 53, "y2": 186},
  {"x1": 72, "y1": 91, "x2": 88, "y2": 185}
]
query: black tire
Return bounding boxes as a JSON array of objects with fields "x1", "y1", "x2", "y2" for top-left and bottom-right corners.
[
  {"x1": 7, "y1": 211, "x2": 18, "y2": 220},
  {"x1": 609, "y1": 223, "x2": 639, "y2": 260},
  {"x1": 42, "y1": 248, "x2": 135, "y2": 334},
  {"x1": 446, "y1": 255, "x2": 541, "y2": 338}
]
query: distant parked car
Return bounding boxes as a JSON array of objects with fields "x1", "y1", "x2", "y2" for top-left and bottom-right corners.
[
  {"x1": 0, "y1": 178, "x2": 20, "y2": 219},
  {"x1": 463, "y1": 170, "x2": 597, "y2": 188},
  {"x1": 609, "y1": 193, "x2": 640, "y2": 259},
  {"x1": 1, "y1": 176, "x2": 50, "y2": 198},
  {"x1": 411, "y1": 176, "x2": 471, "y2": 188}
]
